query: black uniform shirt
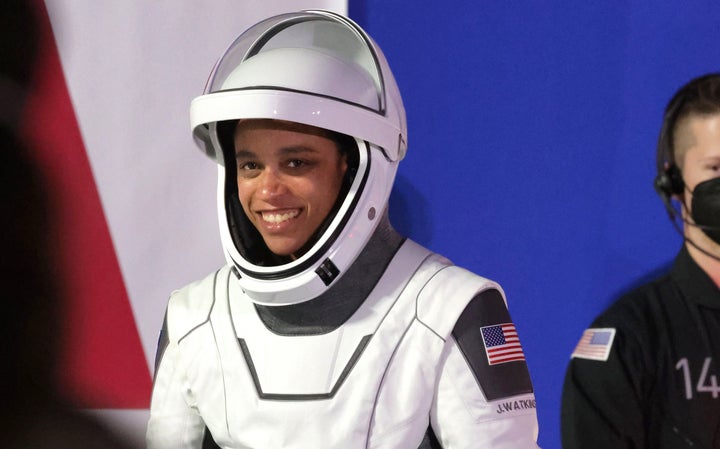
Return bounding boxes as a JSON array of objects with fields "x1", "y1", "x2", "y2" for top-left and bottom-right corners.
[{"x1": 561, "y1": 246, "x2": 720, "y2": 449}]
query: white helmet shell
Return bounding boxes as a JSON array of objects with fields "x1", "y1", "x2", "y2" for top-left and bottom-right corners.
[{"x1": 190, "y1": 10, "x2": 407, "y2": 305}]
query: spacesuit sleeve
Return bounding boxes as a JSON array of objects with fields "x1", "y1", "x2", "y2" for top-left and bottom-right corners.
[
  {"x1": 146, "y1": 311, "x2": 207, "y2": 449},
  {"x1": 430, "y1": 289, "x2": 539, "y2": 448},
  {"x1": 561, "y1": 323, "x2": 647, "y2": 449}
]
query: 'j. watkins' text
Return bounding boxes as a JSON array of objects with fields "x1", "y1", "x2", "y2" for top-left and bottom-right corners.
[{"x1": 496, "y1": 399, "x2": 537, "y2": 414}]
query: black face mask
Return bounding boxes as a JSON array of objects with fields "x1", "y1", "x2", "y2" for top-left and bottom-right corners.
[{"x1": 691, "y1": 176, "x2": 720, "y2": 245}]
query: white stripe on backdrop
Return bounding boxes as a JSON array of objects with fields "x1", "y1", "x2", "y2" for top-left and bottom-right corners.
[{"x1": 43, "y1": 0, "x2": 346, "y2": 444}]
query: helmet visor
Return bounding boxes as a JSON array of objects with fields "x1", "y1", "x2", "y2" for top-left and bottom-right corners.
[{"x1": 205, "y1": 11, "x2": 385, "y2": 113}]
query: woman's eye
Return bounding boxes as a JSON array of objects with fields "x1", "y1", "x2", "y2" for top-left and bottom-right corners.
[
  {"x1": 287, "y1": 159, "x2": 306, "y2": 168},
  {"x1": 238, "y1": 161, "x2": 258, "y2": 171}
]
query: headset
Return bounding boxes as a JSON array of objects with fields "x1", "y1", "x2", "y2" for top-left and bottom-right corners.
[
  {"x1": 653, "y1": 73, "x2": 720, "y2": 261},
  {"x1": 654, "y1": 83, "x2": 691, "y2": 203}
]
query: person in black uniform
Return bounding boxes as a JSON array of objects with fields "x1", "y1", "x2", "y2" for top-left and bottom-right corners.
[{"x1": 561, "y1": 73, "x2": 720, "y2": 448}]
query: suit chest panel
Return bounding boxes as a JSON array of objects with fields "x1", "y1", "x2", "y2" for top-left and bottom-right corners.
[{"x1": 180, "y1": 250, "x2": 453, "y2": 447}]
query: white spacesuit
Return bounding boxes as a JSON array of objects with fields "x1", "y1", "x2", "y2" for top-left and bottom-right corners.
[{"x1": 147, "y1": 10, "x2": 539, "y2": 449}]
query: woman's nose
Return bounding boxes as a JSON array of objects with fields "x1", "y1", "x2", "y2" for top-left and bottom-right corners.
[{"x1": 258, "y1": 168, "x2": 286, "y2": 196}]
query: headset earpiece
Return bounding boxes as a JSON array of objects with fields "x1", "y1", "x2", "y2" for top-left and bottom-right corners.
[{"x1": 654, "y1": 163, "x2": 684, "y2": 198}]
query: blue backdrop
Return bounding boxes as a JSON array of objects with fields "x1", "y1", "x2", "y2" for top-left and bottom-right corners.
[{"x1": 350, "y1": 2, "x2": 720, "y2": 447}]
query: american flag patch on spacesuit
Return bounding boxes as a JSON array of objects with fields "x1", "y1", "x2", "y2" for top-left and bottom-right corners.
[
  {"x1": 571, "y1": 328, "x2": 615, "y2": 361},
  {"x1": 480, "y1": 323, "x2": 526, "y2": 366}
]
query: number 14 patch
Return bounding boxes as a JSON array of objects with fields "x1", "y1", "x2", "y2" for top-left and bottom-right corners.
[{"x1": 676, "y1": 357, "x2": 720, "y2": 400}]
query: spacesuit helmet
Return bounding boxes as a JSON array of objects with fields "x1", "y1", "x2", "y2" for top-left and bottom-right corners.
[{"x1": 190, "y1": 10, "x2": 407, "y2": 306}]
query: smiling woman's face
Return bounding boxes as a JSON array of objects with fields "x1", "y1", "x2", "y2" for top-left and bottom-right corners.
[{"x1": 233, "y1": 119, "x2": 347, "y2": 258}]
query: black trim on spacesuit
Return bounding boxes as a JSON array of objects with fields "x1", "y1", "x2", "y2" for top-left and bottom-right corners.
[
  {"x1": 451, "y1": 289, "x2": 534, "y2": 401},
  {"x1": 237, "y1": 335, "x2": 372, "y2": 400},
  {"x1": 152, "y1": 313, "x2": 169, "y2": 384},
  {"x1": 202, "y1": 427, "x2": 220, "y2": 449},
  {"x1": 418, "y1": 426, "x2": 443, "y2": 449}
]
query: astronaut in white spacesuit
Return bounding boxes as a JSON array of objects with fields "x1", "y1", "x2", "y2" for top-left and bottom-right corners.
[{"x1": 147, "y1": 10, "x2": 539, "y2": 449}]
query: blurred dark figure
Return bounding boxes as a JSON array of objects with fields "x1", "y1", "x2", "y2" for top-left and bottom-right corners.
[
  {"x1": 0, "y1": 0, "x2": 39, "y2": 129},
  {"x1": 0, "y1": 127, "x2": 132, "y2": 449},
  {"x1": 1, "y1": 1, "x2": 135, "y2": 447}
]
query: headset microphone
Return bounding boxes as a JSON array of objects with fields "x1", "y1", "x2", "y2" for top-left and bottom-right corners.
[{"x1": 675, "y1": 227, "x2": 720, "y2": 264}]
